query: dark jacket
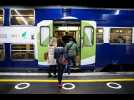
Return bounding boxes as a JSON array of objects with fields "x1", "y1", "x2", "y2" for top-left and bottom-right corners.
[{"x1": 54, "y1": 47, "x2": 67, "y2": 60}]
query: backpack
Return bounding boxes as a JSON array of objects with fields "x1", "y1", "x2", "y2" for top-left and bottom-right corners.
[{"x1": 67, "y1": 42, "x2": 78, "y2": 57}]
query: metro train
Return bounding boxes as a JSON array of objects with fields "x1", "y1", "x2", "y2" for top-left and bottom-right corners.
[{"x1": 0, "y1": 6, "x2": 134, "y2": 72}]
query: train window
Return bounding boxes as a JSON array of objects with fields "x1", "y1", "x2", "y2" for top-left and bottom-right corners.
[
  {"x1": 0, "y1": 44, "x2": 4, "y2": 60},
  {"x1": 0, "y1": 9, "x2": 3, "y2": 25},
  {"x1": 84, "y1": 26, "x2": 94, "y2": 46},
  {"x1": 40, "y1": 26, "x2": 50, "y2": 46},
  {"x1": 11, "y1": 44, "x2": 34, "y2": 60},
  {"x1": 96, "y1": 28, "x2": 103, "y2": 43},
  {"x1": 110, "y1": 28, "x2": 132, "y2": 44},
  {"x1": 10, "y1": 9, "x2": 34, "y2": 25}
]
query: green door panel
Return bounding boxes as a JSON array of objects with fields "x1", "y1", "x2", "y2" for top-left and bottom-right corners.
[
  {"x1": 36, "y1": 20, "x2": 53, "y2": 63},
  {"x1": 81, "y1": 20, "x2": 96, "y2": 59}
]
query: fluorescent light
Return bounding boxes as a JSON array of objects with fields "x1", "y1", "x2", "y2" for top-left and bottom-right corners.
[
  {"x1": 120, "y1": 30, "x2": 123, "y2": 32},
  {"x1": 0, "y1": 16, "x2": 2, "y2": 20},
  {"x1": 28, "y1": 16, "x2": 33, "y2": 19},
  {"x1": 98, "y1": 29, "x2": 103, "y2": 33},
  {"x1": 61, "y1": 16, "x2": 78, "y2": 19},
  {"x1": 115, "y1": 10, "x2": 120, "y2": 15},
  {"x1": 58, "y1": 26, "x2": 78, "y2": 31}
]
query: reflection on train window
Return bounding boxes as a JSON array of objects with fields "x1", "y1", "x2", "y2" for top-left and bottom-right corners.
[
  {"x1": 0, "y1": 9, "x2": 3, "y2": 25},
  {"x1": 96, "y1": 28, "x2": 103, "y2": 43},
  {"x1": 40, "y1": 26, "x2": 50, "y2": 46},
  {"x1": 10, "y1": 9, "x2": 34, "y2": 25},
  {"x1": 0, "y1": 44, "x2": 4, "y2": 60},
  {"x1": 110, "y1": 28, "x2": 132, "y2": 44},
  {"x1": 11, "y1": 44, "x2": 34, "y2": 60},
  {"x1": 84, "y1": 27, "x2": 94, "y2": 46}
]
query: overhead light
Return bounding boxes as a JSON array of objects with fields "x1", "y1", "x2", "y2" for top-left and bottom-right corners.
[
  {"x1": 98, "y1": 29, "x2": 103, "y2": 33},
  {"x1": 120, "y1": 30, "x2": 123, "y2": 32},
  {"x1": 115, "y1": 10, "x2": 120, "y2": 15},
  {"x1": 61, "y1": 16, "x2": 78, "y2": 19},
  {"x1": 0, "y1": 16, "x2": 3, "y2": 20},
  {"x1": 58, "y1": 26, "x2": 78, "y2": 31},
  {"x1": 28, "y1": 16, "x2": 34, "y2": 19}
]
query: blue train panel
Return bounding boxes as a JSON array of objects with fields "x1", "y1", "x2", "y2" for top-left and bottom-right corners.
[
  {"x1": 96, "y1": 44, "x2": 134, "y2": 70},
  {"x1": 35, "y1": 8, "x2": 134, "y2": 27}
]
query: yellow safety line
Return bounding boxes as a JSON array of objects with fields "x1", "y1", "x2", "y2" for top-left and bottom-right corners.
[{"x1": 0, "y1": 78, "x2": 134, "y2": 83}]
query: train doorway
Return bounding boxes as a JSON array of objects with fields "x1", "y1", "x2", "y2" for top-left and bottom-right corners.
[
  {"x1": 53, "y1": 20, "x2": 81, "y2": 70},
  {"x1": 36, "y1": 20, "x2": 96, "y2": 71}
]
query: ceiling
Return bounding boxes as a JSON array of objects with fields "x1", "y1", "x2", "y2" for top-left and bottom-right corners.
[{"x1": 0, "y1": 0, "x2": 134, "y2": 9}]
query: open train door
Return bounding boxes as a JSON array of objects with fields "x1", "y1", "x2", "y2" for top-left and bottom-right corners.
[
  {"x1": 81, "y1": 20, "x2": 96, "y2": 70},
  {"x1": 36, "y1": 20, "x2": 53, "y2": 66}
]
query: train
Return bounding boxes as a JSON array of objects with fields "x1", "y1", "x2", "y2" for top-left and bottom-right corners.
[{"x1": 0, "y1": 6, "x2": 134, "y2": 72}]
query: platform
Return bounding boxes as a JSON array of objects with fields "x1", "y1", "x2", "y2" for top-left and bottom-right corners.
[{"x1": 0, "y1": 72, "x2": 134, "y2": 94}]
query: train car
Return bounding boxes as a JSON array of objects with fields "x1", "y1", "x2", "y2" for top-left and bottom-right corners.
[{"x1": 0, "y1": 6, "x2": 134, "y2": 72}]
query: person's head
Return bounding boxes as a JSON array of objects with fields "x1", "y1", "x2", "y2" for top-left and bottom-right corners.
[{"x1": 49, "y1": 37, "x2": 57, "y2": 46}]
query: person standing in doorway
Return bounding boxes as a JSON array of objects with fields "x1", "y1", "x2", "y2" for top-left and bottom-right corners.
[
  {"x1": 65, "y1": 37, "x2": 78, "y2": 74},
  {"x1": 48, "y1": 37, "x2": 57, "y2": 78}
]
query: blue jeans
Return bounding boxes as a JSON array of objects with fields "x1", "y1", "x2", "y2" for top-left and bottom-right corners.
[
  {"x1": 67, "y1": 55, "x2": 76, "y2": 73},
  {"x1": 57, "y1": 63, "x2": 65, "y2": 84}
]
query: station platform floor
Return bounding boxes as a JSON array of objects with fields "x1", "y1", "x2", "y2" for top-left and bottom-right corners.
[{"x1": 0, "y1": 72, "x2": 134, "y2": 94}]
